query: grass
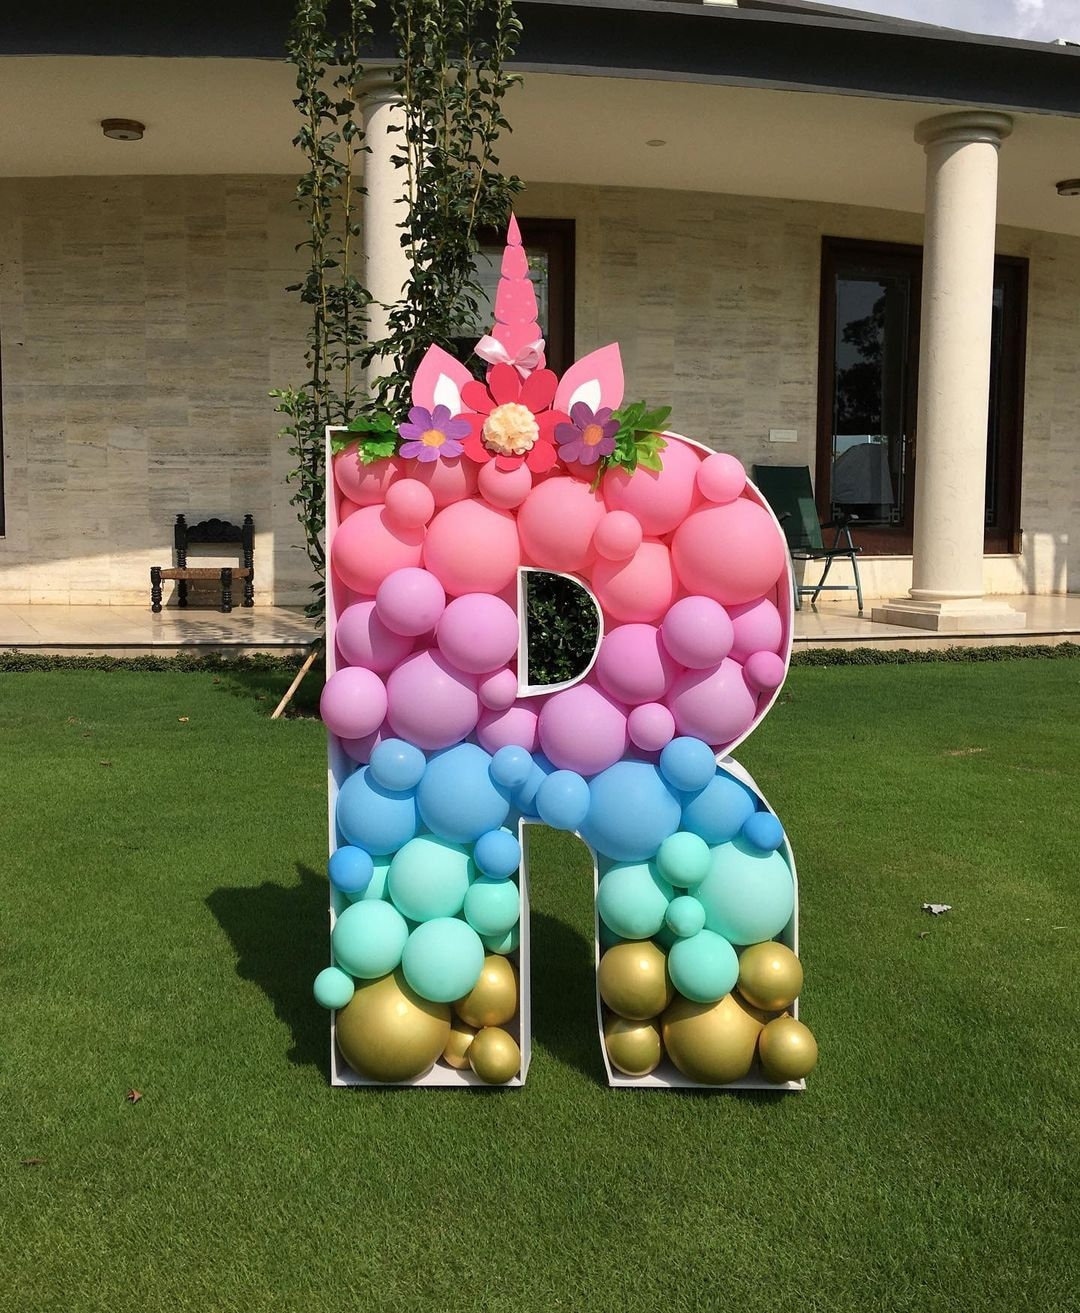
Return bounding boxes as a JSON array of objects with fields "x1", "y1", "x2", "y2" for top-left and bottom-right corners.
[{"x1": 1, "y1": 660, "x2": 1078, "y2": 1312}]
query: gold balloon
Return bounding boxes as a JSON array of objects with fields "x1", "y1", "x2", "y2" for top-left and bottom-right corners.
[
  {"x1": 758, "y1": 1015, "x2": 818, "y2": 1083},
  {"x1": 468, "y1": 1026, "x2": 521, "y2": 1084},
  {"x1": 737, "y1": 941, "x2": 804, "y2": 1013},
  {"x1": 455, "y1": 955, "x2": 518, "y2": 1029},
  {"x1": 597, "y1": 941, "x2": 673, "y2": 1021},
  {"x1": 603, "y1": 1013, "x2": 663, "y2": 1077},
  {"x1": 336, "y1": 970, "x2": 450, "y2": 1083},
  {"x1": 662, "y1": 991, "x2": 763, "y2": 1084},
  {"x1": 442, "y1": 1018, "x2": 478, "y2": 1070}
]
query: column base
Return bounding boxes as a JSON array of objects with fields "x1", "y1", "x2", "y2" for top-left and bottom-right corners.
[{"x1": 870, "y1": 596, "x2": 1026, "y2": 633}]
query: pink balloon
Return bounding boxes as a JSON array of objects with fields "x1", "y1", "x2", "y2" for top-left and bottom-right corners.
[
  {"x1": 666, "y1": 659, "x2": 758, "y2": 750},
  {"x1": 337, "y1": 497, "x2": 362, "y2": 523},
  {"x1": 479, "y1": 667, "x2": 519, "y2": 711},
  {"x1": 477, "y1": 704, "x2": 540, "y2": 755},
  {"x1": 437, "y1": 593, "x2": 520, "y2": 674},
  {"x1": 697, "y1": 452, "x2": 747, "y2": 505},
  {"x1": 602, "y1": 435, "x2": 701, "y2": 535},
  {"x1": 408, "y1": 454, "x2": 478, "y2": 507},
  {"x1": 423, "y1": 498, "x2": 520, "y2": 597},
  {"x1": 340, "y1": 727, "x2": 386, "y2": 765},
  {"x1": 660, "y1": 595, "x2": 734, "y2": 669},
  {"x1": 744, "y1": 649, "x2": 787, "y2": 694},
  {"x1": 595, "y1": 624, "x2": 677, "y2": 705},
  {"x1": 320, "y1": 666, "x2": 388, "y2": 740},
  {"x1": 671, "y1": 500, "x2": 787, "y2": 606},
  {"x1": 594, "y1": 510, "x2": 643, "y2": 562},
  {"x1": 333, "y1": 450, "x2": 401, "y2": 505},
  {"x1": 478, "y1": 460, "x2": 532, "y2": 510},
  {"x1": 591, "y1": 539, "x2": 677, "y2": 623},
  {"x1": 538, "y1": 683, "x2": 628, "y2": 777},
  {"x1": 385, "y1": 649, "x2": 480, "y2": 751},
  {"x1": 627, "y1": 702, "x2": 676, "y2": 752},
  {"x1": 332, "y1": 505, "x2": 425, "y2": 596},
  {"x1": 336, "y1": 600, "x2": 415, "y2": 673},
  {"x1": 384, "y1": 479, "x2": 436, "y2": 529},
  {"x1": 375, "y1": 567, "x2": 446, "y2": 637},
  {"x1": 728, "y1": 598, "x2": 784, "y2": 664},
  {"x1": 517, "y1": 477, "x2": 605, "y2": 573}
]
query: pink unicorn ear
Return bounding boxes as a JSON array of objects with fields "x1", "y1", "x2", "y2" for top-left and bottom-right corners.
[
  {"x1": 411, "y1": 345, "x2": 475, "y2": 414},
  {"x1": 554, "y1": 344, "x2": 624, "y2": 414}
]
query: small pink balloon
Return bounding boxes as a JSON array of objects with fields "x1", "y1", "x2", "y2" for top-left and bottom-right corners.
[
  {"x1": 384, "y1": 478, "x2": 436, "y2": 529},
  {"x1": 423, "y1": 498, "x2": 520, "y2": 597},
  {"x1": 591, "y1": 539, "x2": 677, "y2": 624},
  {"x1": 538, "y1": 683, "x2": 628, "y2": 777},
  {"x1": 408, "y1": 454, "x2": 478, "y2": 507},
  {"x1": 437, "y1": 593, "x2": 520, "y2": 674},
  {"x1": 332, "y1": 505, "x2": 425, "y2": 596},
  {"x1": 602, "y1": 435, "x2": 701, "y2": 535},
  {"x1": 697, "y1": 452, "x2": 746, "y2": 505},
  {"x1": 319, "y1": 666, "x2": 388, "y2": 740},
  {"x1": 671, "y1": 500, "x2": 787, "y2": 606},
  {"x1": 593, "y1": 510, "x2": 643, "y2": 562},
  {"x1": 337, "y1": 497, "x2": 362, "y2": 523},
  {"x1": 627, "y1": 702, "x2": 676, "y2": 752},
  {"x1": 744, "y1": 649, "x2": 787, "y2": 694},
  {"x1": 728, "y1": 598, "x2": 784, "y2": 664},
  {"x1": 517, "y1": 477, "x2": 605, "y2": 574},
  {"x1": 595, "y1": 624, "x2": 677, "y2": 705},
  {"x1": 340, "y1": 727, "x2": 385, "y2": 765},
  {"x1": 666, "y1": 659, "x2": 758, "y2": 751},
  {"x1": 476, "y1": 704, "x2": 540, "y2": 754},
  {"x1": 478, "y1": 460, "x2": 532, "y2": 510},
  {"x1": 333, "y1": 449, "x2": 401, "y2": 505},
  {"x1": 336, "y1": 600, "x2": 415, "y2": 673},
  {"x1": 385, "y1": 649, "x2": 479, "y2": 751},
  {"x1": 374, "y1": 567, "x2": 446, "y2": 637},
  {"x1": 660, "y1": 595, "x2": 734, "y2": 670},
  {"x1": 479, "y1": 667, "x2": 519, "y2": 711}
]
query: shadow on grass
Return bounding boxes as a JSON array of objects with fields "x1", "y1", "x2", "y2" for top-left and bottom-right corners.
[
  {"x1": 206, "y1": 862, "x2": 329, "y2": 1074},
  {"x1": 213, "y1": 661, "x2": 326, "y2": 719},
  {"x1": 529, "y1": 910, "x2": 607, "y2": 1085}
]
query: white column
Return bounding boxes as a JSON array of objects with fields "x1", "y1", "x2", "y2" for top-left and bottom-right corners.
[
  {"x1": 873, "y1": 111, "x2": 1024, "y2": 633},
  {"x1": 360, "y1": 70, "x2": 411, "y2": 381}
]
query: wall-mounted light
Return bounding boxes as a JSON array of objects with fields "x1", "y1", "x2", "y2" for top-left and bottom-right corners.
[
  {"x1": 1055, "y1": 178, "x2": 1080, "y2": 196},
  {"x1": 101, "y1": 119, "x2": 145, "y2": 141}
]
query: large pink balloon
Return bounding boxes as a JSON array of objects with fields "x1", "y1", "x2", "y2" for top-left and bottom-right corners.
[
  {"x1": 591, "y1": 539, "x2": 677, "y2": 623},
  {"x1": 437, "y1": 593, "x2": 520, "y2": 674},
  {"x1": 602, "y1": 436, "x2": 701, "y2": 535},
  {"x1": 660, "y1": 595, "x2": 734, "y2": 670},
  {"x1": 334, "y1": 450, "x2": 401, "y2": 506},
  {"x1": 517, "y1": 477, "x2": 605, "y2": 573},
  {"x1": 332, "y1": 505, "x2": 425, "y2": 596},
  {"x1": 408, "y1": 454, "x2": 478, "y2": 507},
  {"x1": 666, "y1": 659, "x2": 758, "y2": 750},
  {"x1": 671, "y1": 499, "x2": 786, "y2": 606},
  {"x1": 336, "y1": 600, "x2": 415, "y2": 673},
  {"x1": 319, "y1": 667, "x2": 388, "y2": 740},
  {"x1": 477, "y1": 704, "x2": 541, "y2": 754},
  {"x1": 595, "y1": 624, "x2": 677, "y2": 705},
  {"x1": 375, "y1": 567, "x2": 446, "y2": 637},
  {"x1": 538, "y1": 683, "x2": 628, "y2": 777},
  {"x1": 385, "y1": 649, "x2": 480, "y2": 751},
  {"x1": 423, "y1": 498, "x2": 520, "y2": 597},
  {"x1": 728, "y1": 597, "x2": 784, "y2": 664}
]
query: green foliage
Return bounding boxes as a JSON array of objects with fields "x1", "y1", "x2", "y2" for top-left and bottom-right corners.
[{"x1": 524, "y1": 573, "x2": 599, "y2": 686}]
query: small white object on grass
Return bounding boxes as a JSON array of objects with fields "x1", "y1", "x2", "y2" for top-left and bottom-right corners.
[{"x1": 922, "y1": 903, "x2": 952, "y2": 916}]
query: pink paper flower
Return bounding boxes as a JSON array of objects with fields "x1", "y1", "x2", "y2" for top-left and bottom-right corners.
[
  {"x1": 397, "y1": 405, "x2": 471, "y2": 463},
  {"x1": 555, "y1": 402, "x2": 619, "y2": 466},
  {"x1": 461, "y1": 364, "x2": 568, "y2": 473}
]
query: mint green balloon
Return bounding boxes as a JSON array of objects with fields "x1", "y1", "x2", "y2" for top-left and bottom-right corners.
[
  {"x1": 596, "y1": 861, "x2": 673, "y2": 940},
  {"x1": 667, "y1": 928, "x2": 738, "y2": 1003},
  {"x1": 481, "y1": 924, "x2": 520, "y2": 956},
  {"x1": 401, "y1": 918, "x2": 485, "y2": 1003},
  {"x1": 350, "y1": 857, "x2": 391, "y2": 903},
  {"x1": 331, "y1": 900, "x2": 409, "y2": 978},
  {"x1": 696, "y1": 837, "x2": 794, "y2": 946},
  {"x1": 463, "y1": 879, "x2": 520, "y2": 937},
  {"x1": 313, "y1": 965, "x2": 355, "y2": 1010},
  {"x1": 665, "y1": 894, "x2": 707, "y2": 939},
  {"x1": 387, "y1": 835, "x2": 472, "y2": 922},
  {"x1": 656, "y1": 831, "x2": 711, "y2": 888}
]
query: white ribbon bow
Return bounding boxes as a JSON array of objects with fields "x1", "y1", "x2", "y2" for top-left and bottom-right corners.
[{"x1": 475, "y1": 334, "x2": 546, "y2": 377}]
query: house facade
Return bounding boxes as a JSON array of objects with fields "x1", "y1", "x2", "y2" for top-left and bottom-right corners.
[{"x1": 1, "y1": 0, "x2": 1078, "y2": 628}]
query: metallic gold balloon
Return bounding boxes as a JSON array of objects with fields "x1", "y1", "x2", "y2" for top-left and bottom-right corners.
[
  {"x1": 336, "y1": 970, "x2": 450, "y2": 1083},
  {"x1": 468, "y1": 1026, "x2": 521, "y2": 1084},
  {"x1": 737, "y1": 941, "x2": 803, "y2": 1013},
  {"x1": 603, "y1": 1013, "x2": 663, "y2": 1077},
  {"x1": 661, "y1": 991, "x2": 763, "y2": 1084},
  {"x1": 442, "y1": 1018, "x2": 478, "y2": 1070},
  {"x1": 597, "y1": 941, "x2": 674, "y2": 1020},
  {"x1": 758, "y1": 1015, "x2": 818, "y2": 1083},
  {"x1": 455, "y1": 955, "x2": 517, "y2": 1029}
]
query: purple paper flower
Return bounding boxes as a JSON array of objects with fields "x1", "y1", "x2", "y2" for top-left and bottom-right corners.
[
  {"x1": 397, "y1": 404, "x2": 471, "y2": 463},
  {"x1": 555, "y1": 402, "x2": 619, "y2": 467}
]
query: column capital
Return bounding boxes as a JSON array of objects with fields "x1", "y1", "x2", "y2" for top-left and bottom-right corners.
[
  {"x1": 915, "y1": 110, "x2": 1013, "y2": 150},
  {"x1": 357, "y1": 68, "x2": 402, "y2": 107}
]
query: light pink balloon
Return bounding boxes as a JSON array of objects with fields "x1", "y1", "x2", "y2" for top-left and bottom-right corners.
[
  {"x1": 594, "y1": 510, "x2": 643, "y2": 562},
  {"x1": 385, "y1": 649, "x2": 480, "y2": 751},
  {"x1": 538, "y1": 683, "x2": 628, "y2": 777},
  {"x1": 744, "y1": 649, "x2": 787, "y2": 694},
  {"x1": 340, "y1": 727, "x2": 386, "y2": 765},
  {"x1": 320, "y1": 666, "x2": 388, "y2": 740},
  {"x1": 332, "y1": 505, "x2": 425, "y2": 596},
  {"x1": 437, "y1": 593, "x2": 520, "y2": 674},
  {"x1": 517, "y1": 477, "x2": 606, "y2": 573},
  {"x1": 627, "y1": 702, "x2": 677, "y2": 752},
  {"x1": 660, "y1": 595, "x2": 735, "y2": 670},
  {"x1": 595, "y1": 624, "x2": 678, "y2": 705},
  {"x1": 336, "y1": 600, "x2": 415, "y2": 673},
  {"x1": 591, "y1": 539, "x2": 677, "y2": 623},
  {"x1": 666, "y1": 659, "x2": 758, "y2": 750},
  {"x1": 697, "y1": 452, "x2": 747, "y2": 505},
  {"x1": 423, "y1": 498, "x2": 520, "y2": 597},
  {"x1": 478, "y1": 460, "x2": 532, "y2": 510},
  {"x1": 333, "y1": 450, "x2": 401, "y2": 505},
  {"x1": 728, "y1": 597, "x2": 784, "y2": 664},
  {"x1": 601, "y1": 435, "x2": 701, "y2": 535},
  {"x1": 409, "y1": 454, "x2": 479, "y2": 507},
  {"x1": 479, "y1": 667, "x2": 519, "y2": 711},
  {"x1": 384, "y1": 479, "x2": 436, "y2": 529},
  {"x1": 671, "y1": 500, "x2": 787, "y2": 606},
  {"x1": 477, "y1": 704, "x2": 540, "y2": 754},
  {"x1": 375, "y1": 567, "x2": 446, "y2": 637}
]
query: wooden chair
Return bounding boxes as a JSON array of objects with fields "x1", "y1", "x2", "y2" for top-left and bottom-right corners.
[{"x1": 150, "y1": 514, "x2": 254, "y2": 613}]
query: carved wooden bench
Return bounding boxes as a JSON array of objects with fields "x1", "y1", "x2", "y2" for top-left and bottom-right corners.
[{"x1": 150, "y1": 514, "x2": 254, "y2": 613}]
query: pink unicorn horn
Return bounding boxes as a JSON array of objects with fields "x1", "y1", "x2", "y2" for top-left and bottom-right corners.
[{"x1": 475, "y1": 213, "x2": 547, "y2": 377}]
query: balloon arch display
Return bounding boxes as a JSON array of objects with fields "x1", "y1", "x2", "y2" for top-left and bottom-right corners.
[{"x1": 315, "y1": 218, "x2": 818, "y2": 1090}]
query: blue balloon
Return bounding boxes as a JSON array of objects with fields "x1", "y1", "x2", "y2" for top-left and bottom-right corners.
[
  {"x1": 536, "y1": 770, "x2": 591, "y2": 832},
  {"x1": 336, "y1": 766, "x2": 419, "y2": 856},
  {"x1": 328, "y1": 845, "x2": 374, "y2": 897},
  {"x1": 331, "y1": 900, "x2": 409, "y2": 978},
  {"x1": 659, "y1": 737, "x2": 717, "y2": 794},
  {"x1": 473, "y1": 828, "x2": 522, "y2": 880},
  {"x1": 368, "y1": 738, "x2": 426, "y2": 793},
  {"x1": 667, "y1": 928, "x2": 739, "y2": 1003},
  {"x1": 680, "y1": 772, "x2": 757, "y2": 846},
  {"x1": 490, "y1": 745, "x2": 534, "y2": 790},
  {"x1": 696, "y1": 837, "x2": 795, "y2": 946},
  {"x1": 417, "y1": 743, "x2": 511, "y2": 843},
  {"x1": 742, "y1": 810, "x2": 785, "y2": 853},
  {"x1": 580, "y1": 761, "x2": 682, "y2": 863},
  {"x1": 596, "y1": 861, "x2": 673, "y2": 939},
  {"x1": 514, "y1": 753, "x2": 556, "y2": 819},
  {"x1": 401, "y1": 918, "x2": 486, "y2": 1003}
]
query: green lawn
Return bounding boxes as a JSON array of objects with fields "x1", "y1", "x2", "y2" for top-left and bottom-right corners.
[{"x1": 2, "y1": 660, "x2": 1078, "y2": 1312}]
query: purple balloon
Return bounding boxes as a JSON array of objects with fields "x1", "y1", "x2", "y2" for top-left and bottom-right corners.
[
  {"x1": 728, "y1": 598, "x2": 783, "y2": 665},
  {"x1": 538, "y1": 682, "x2": 628, "y2": 778},
  {"x1": 336, "y1": 600, "x2": 415, "y2": 673},
  {"x1": 386, "y1": 648, "x2": 480, "y2": 751},
  {"x1": 437, "y1": 593, "x2": 520, "y2": 674},
  {"x1": 320, "y1": 666, "x2": 388, "y2": 741},
  {"x1": 375, "y1": 567, "x2": 446, "y2": 638},
  {"x1": 660, "y1": 595, "x2": 734, "y2": 670}
]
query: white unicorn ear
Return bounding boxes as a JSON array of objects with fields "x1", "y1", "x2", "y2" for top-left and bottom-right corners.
[
  {"x1": 411, "y1": 345, "x2": 474, "y2": 414},
  {"x1": 555, "y1": 344, "x2": 625, "y2": 414}
]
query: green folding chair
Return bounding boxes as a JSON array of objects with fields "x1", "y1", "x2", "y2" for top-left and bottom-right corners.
[{"x1": 751, "y1": 465, "x2": 863, "y2": 613}]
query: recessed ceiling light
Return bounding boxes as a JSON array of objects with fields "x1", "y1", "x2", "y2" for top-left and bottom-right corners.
[
  {"x1": 646, "y1": 139, "x2": 666, "y2": 148},
  {"x1": 1055, "y1": 178, "x2": 1080, "y2": 196},
  {"x1": 101, "y1": 119, "x2": 145, "y2": 141}
]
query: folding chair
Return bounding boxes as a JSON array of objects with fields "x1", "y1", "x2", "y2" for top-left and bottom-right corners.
[{"x1": 751, "y1": 465, "x2": 863, "y2": 613}]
